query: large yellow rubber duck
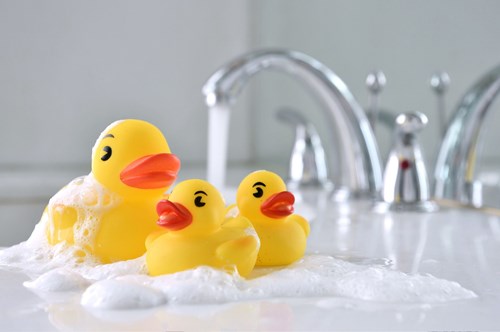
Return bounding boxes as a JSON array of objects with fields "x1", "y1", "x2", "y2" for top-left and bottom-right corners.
[
  {"x1": 145, "y1": 179, "x2": 260, "y2": 277},
  {"x1": 236, "y1": 170, "x2": 310, "y2": 266},
  {"x1": 44, "y1": 119, "x2": 181, "y2": 263}
]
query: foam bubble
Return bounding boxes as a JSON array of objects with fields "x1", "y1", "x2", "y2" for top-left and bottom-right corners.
[
  {"x1": 24, "y1": 268, "x2": 90, "y2": 292},
  {"x1": 0, "y1": 199, "x2": 478, "y2": 311},
  {"x1": 0, "y1": 240, "x2": 97, "y2": 277},
  {"x1": 1, "y1": 234, "x2": 477, "y2": 310},
  {"x1": 81, "y1": 279, "x2": 167, "y2": 310},
  {"x1": 46, "y1": 173, "x2": 121, "y2": 251},
  {"x1": 77, "y1": 255, "x2": 476, "y2": 309}
]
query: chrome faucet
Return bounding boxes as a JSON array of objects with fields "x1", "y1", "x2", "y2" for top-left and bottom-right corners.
[
  {"x1": 434, "y1": 64, "x2": 500, "y2": 207},
  {"x1": 202, "y1": 49, "x2": 383, "y2": 197}
]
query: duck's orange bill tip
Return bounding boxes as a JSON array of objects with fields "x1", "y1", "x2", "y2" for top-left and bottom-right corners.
[
  {"x1": 156, "y1": 200, "x2": 192, "y2": 231},
  {"x1": 260, "y1": 191, "x2": 295, "y2": 219},
  {"x1": 120, "y1": 153, "x2": 181, "y2": 189}
]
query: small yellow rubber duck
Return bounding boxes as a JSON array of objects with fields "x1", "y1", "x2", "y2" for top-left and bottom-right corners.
[
  {"x1": 145, "y1": 179, "x2": 260, "y2": 277},
  {"x1": 236, "y1": 170, "x2": 310, "y2": 266},
  {"x1": 44, "y1": 119, "x2": 180, "y2": 263}
]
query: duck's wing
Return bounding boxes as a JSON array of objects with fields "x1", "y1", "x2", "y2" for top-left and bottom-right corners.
[
  {"x1": 222, "y1": 204, "x2": 239, "y2": 224},
  {"x1": 222, "y1": 215, "x2": 253, "y2": 229},
  {"x1": 215, "y1": 234, "x2": 260, "y2": 263}
]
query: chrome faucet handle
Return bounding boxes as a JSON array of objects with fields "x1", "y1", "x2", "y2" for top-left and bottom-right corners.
[
  {"x1": 430, "y1": 71, "x2": 450, "y2": 138},
  {"x1": 377, "y1": 111, "x2": 438, "y2": 212},
  {"x1": 276, "y1": 108, "x2": 330, "y2": 188},
  {"x1": 365, "y1": 70, "x2": 387, "y2": 134}
]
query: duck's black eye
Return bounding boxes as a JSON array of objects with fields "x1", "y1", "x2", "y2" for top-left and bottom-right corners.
[
  {"x1": 253, "y1": 186, "x2": 264, "y2": 198},
  {"x1": 194, "y1": 190, "x2": 207, "y2": 207},
  {"x1": 194, "y1": 195, "x2": 206, "y2": 207},
  {"x1": 101, "y1": 146, "x2": 112, "y2": 161},
  {"x1": 252, "y1": 181, "x2": 266, "y2": 198}
]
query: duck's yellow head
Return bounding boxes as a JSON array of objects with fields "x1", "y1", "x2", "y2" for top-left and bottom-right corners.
[
  {"x1": 156, "y1": 179, "x2": 225, "y2": 237},
  {"x1": 236, "y1": 170, "x2": 295, "y2": 222},
  {"x1": 91, "y1": 119, "x2": 180, "y2": 199}
]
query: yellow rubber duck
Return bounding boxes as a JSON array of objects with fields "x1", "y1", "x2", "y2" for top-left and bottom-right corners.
[
  {"x1": 145, "y1": 179, "x2": 260, "y2": 277},
  {"x1": 44, "y1": 119, "x2": 181, "y2": 263},
  {"x1": 236, "y1": 170, "x2": 310, "y2": 266}
]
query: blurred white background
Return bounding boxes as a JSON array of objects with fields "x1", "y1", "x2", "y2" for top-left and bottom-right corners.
[{"x1": 1, "y1": 0, "x2": 500, "y2": 244}]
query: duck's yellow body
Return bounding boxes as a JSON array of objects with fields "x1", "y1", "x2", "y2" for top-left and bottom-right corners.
[
  {"x1": 45, "y1": 119, "x2": 180, "y2": 263},
  {"x1": 236, "y1": 170, "x2": 310, "y2": 266},
  {"x1": 146, "y1": 179, "x2": 259, "y2": 277}
]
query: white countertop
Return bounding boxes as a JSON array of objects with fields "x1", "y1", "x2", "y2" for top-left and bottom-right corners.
[{"x1": 1, "y1": 167, "x2": 500, "y2": 331}]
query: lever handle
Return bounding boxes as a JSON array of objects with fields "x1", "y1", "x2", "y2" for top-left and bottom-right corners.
[
  {"x1": 276, "y1": 108, "x2": 329, "y2": 188},
  {"x1": 276, "y1": 107, "x2": 308, "y2": 126},
  {"x1": 366, "y1": 70, "x2": 387, "y2": 134},
  {"x1": 381, "y1": 111, "x2": 437, "y2": 211},
  {"x1": 395, "y1": 112, "x2": 428, "y2": 135}
]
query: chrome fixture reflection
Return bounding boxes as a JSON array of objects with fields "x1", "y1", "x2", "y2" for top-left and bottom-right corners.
[
  {"x1": 378, "y1": 112, "x2": 438, "y2": 212},
  {"x1": 364, "y1": 70, "x2": 397, "y2": 137},
  {"x1": 430, "y1": 71, "x2": 451, "y2": 138},
  {"x1": 276, "y1": 108, "x2": 330, "y2": 188},
  {"x1": 434, "y1": 65, "x2": 500, "y2": 207},
  {"x1": 365, "y1": 70, "x2": 387, "y2": 134},
  {"x1": 203, "y1": 49, "x2": 383, "y2": 197}
]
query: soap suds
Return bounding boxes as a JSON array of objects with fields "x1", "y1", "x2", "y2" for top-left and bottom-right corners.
[
  {"x1": 46, "y1": 174, "x2": 121, "y2": 251},
  {"x1": 0, "y1": 237, "x2": 476, "y2": 310},
  {"x1": 78, "y1": 255, "x2": 476, "y2": 309},
  {"x1": 0, "y1": 197, "x2": 478, "y2": 310},
  {"x1": 81, "y1": 279, "x2": 167, "y2": 309},
  {"x1": 24, "y1": 268, "x2": 90, "y2": 292}
]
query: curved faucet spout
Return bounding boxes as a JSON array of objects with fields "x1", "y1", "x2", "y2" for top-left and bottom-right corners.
[
  {"x1": 434, "y1": 64, "x2": 500, "y2": 206},
  {"x1": 203, "y1": 49, "x2": 382, "y2": 196}
]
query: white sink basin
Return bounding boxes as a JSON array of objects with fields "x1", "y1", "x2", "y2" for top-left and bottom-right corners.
[{"x1": 1, "y1": 184, "x2": 500, "y2": 331}]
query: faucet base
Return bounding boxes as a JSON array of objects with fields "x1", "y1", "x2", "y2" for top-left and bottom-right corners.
[
  {"x1": 372, "y1": 200, "x2": 439, "y2": 213},
  {"x1": 287, "y1": 179, "x2": 334, "y2": 192},
  {"x1": 328, "y1": 186, "x2": 380, "y2": 202}
]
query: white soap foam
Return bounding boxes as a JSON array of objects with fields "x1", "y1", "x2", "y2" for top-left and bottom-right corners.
[
  {"x1": 0, "y1": 183, "x2": 477, "y2": 311},
  {"x1": 46, "y1": 174, "x2": 121, "y2": 251},
  {"x1": 24, "y1": 268, "x2": 90, "y2": 292},
  {"x1": 1, "y1": 233, "x2": 477, "y2": 310},
  {"x1": 77, "y1": 255, "x2": 476, "y2": 309},
  {"x1": 0, "y1": 236, "x2": 94, "y2": 277},
  {"x1": 81, "y1": 279, "x2": 167, "y2": 310}
]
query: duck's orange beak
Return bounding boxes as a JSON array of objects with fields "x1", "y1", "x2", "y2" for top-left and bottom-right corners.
[
  {"x1": 260, "y1": 191, "x2": 295, "y2": 219},
  {"x1": 156, "y1": 200, "x2": 192, "y2": 231},
  {"x1": 120, "y1": 153, "x2": 180, "y2": 189}
]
